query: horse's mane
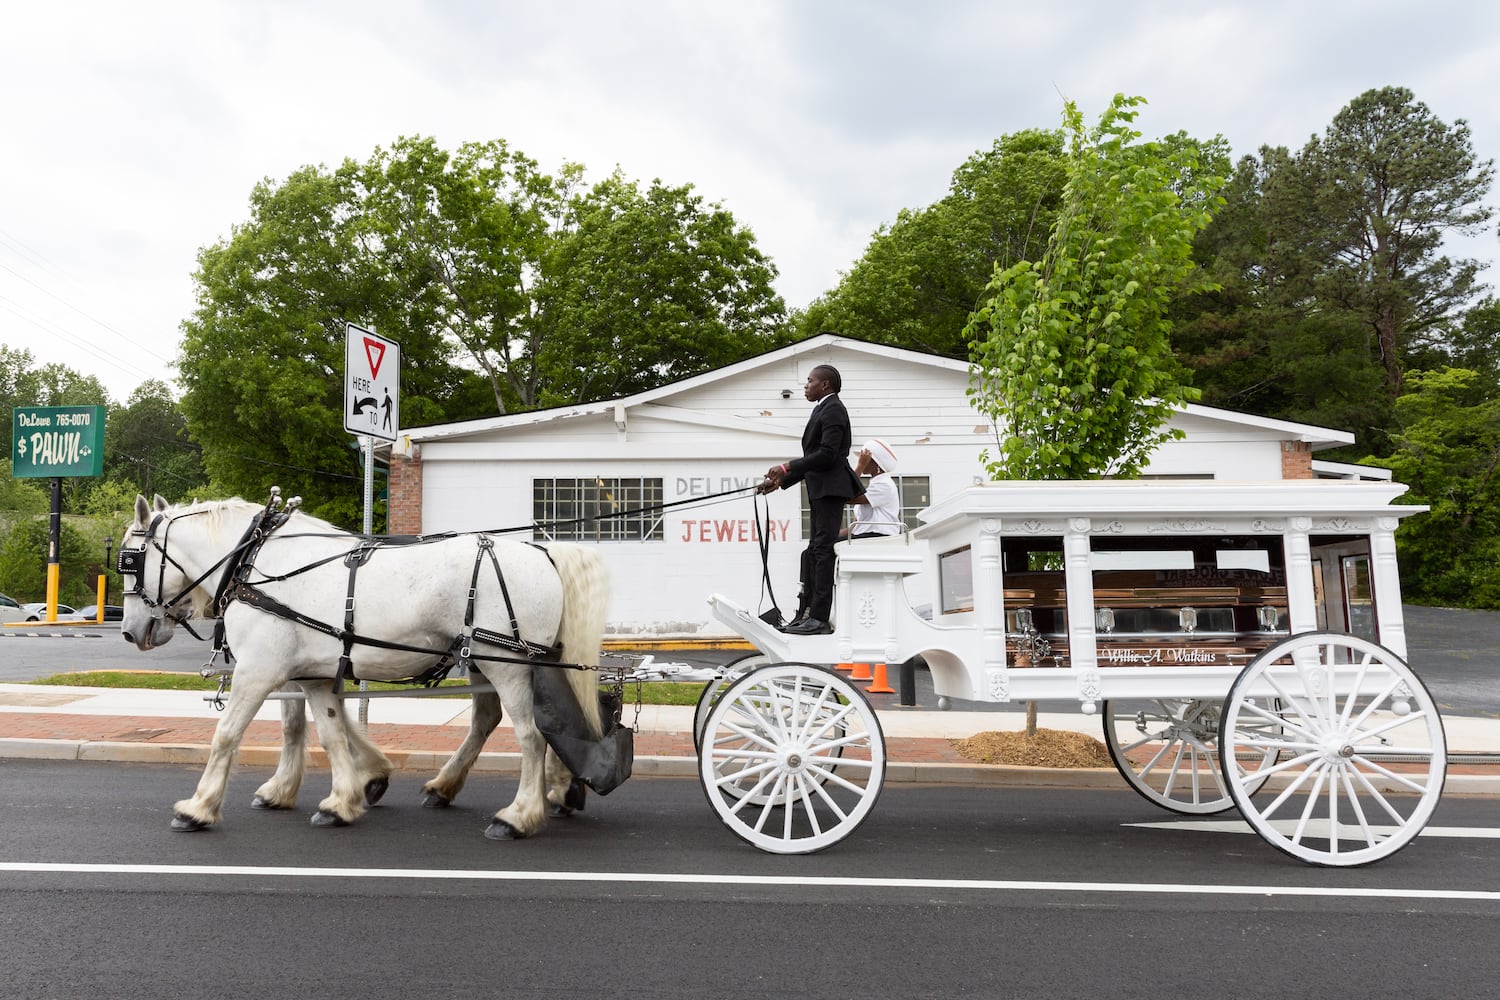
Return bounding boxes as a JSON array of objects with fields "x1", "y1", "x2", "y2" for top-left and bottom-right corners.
[
  {"x1": 159, "y1": 498, "x2": 346, "y2": 618},
  {"x1": 172, "y1": 497, "x2": 344, "y2": 536}
]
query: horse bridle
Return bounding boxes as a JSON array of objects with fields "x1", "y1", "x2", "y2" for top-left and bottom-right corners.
[{"x1": 117, "y1": 509, "x2": 220, "y2": 639}]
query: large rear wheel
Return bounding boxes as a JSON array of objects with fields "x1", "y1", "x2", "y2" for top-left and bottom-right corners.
[
  {"x1": 1103, "y1": 698, "x2": 1279, "y2": 815},
  {"x1": 1221, "y1": 632, "x2": 1446, "y2": 867}
]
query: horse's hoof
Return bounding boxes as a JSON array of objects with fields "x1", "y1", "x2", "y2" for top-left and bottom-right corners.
[
  {"x1": 251, "y1": 795, "x2": 290, "y2": 810},
  {"x1": 420, "y1": 791, "x2": 451, "y2": 810},
  {"x1": 364, "y1": 777, "x2": 389, "y2": 806},
  {"x1": 484, "y1": 819, "x2": 523, "y2": 841},
  {"x1": 170, "y1": 813, "x2": 209, "y2": 832},
  {"x1": 310, "y1": 810, "x2": 349, "y2": 828},
  {"x1": 549, "y1": 804, "x2": 573, "y2": 818},
  {"x1": 565, "y1": 778, "x2": 588, "y2": 812}
]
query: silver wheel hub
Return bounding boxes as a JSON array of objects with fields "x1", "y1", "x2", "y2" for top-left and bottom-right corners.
[{"x1": 780, "y1": 745, "x2": 810, "y2": 774}]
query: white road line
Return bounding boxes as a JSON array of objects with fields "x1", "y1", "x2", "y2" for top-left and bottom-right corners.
[
  {"x1": 0, "y1": 862, "x2": 1497, "y2": 902},
  {"x1": 1124, "y1": 820, "x2": 1500, "y2": 839}
]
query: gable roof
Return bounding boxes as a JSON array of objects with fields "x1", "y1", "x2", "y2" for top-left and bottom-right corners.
[{"x1": 392, "y1": 334, "x2": 1353, "y2": 451}]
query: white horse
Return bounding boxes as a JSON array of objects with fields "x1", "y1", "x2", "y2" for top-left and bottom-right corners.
[{"x1": 118, "y1": 494, "x2": 609, "y2": 840}]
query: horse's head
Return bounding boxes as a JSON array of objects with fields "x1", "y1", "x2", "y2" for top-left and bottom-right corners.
[{"x1": 119, "y1": 493, "x2": 194, "y2": 650}]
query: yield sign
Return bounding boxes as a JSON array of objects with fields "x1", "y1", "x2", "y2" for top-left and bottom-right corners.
[
  {"x1": 363, "y1": 338, "x2": 387, "y2": 380},
  {"x1": 344, "y1": 323, "x2": 400, "y2": 442}
]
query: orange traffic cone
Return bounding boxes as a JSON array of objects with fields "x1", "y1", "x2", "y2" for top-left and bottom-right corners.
[
  {"x1": 848, "y1": 661, "x2": 873, "y2": 681},
  {"x1": 864, "y1": 662, "x2": 894, "y2": 694},
  {"x1": 835, "y1": 662, "x2": 855, "y2": 672}
]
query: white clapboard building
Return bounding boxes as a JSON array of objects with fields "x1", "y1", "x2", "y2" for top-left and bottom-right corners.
[{"x1": 386, "y1": 334, "x2": 1377, "y2": 637}]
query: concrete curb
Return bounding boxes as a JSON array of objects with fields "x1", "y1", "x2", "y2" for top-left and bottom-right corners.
[{"x1": 5, "y1": 738, "x2": 1497, "y2": 795}]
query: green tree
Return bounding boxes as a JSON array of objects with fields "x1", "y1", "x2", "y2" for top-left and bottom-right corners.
[
  {"x1": 1304, "y1": 87, "x2": 1494, "y2": 395},
  {"x1": 533, "y1": 172, "x2": 786, "y2": 404},
  {"x1": 1175, "y1": 87, "x2": 1495, "y2": 453},
  {"x1": 1373, "y1": 367, "x2": 1500, "y2": 607},
  {"x1": 0, "y1": 517, "x2": 101, "y2": 607},
  {"x1": 1172, "y1": 152, "x2": 1394, "y2": 448},
  {"x1": 796, "y1": 130, "x2": 1068, "y2": 357},
  {"x1": 105, "y1": 379, "x2": 206, "y2": 500},
  {"x1": 181, "y1": 136, "x2": 784, "y2": 524},
  {"x1": 181, "y1": 155, "x2": 482, "y2": 523},
  {"x1": 0, "y1": 459, "x2": 49, "y2": 515},
  {"x1": 966, "y1": 95, "x2": 1226, "y2": 480}
]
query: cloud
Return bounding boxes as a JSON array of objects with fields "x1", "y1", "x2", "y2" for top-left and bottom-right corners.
[{"x1": 2, "y1": 0, "x2": 1497, "y2": 401}]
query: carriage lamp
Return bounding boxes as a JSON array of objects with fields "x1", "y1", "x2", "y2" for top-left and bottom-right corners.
[
  {"x1": 1014, "y1": 607, "x2": 1033, "y2": 632},
  {"x1": 1179, "y1": 606, "x2": 1198, "y2": 634},
  {"x1": 1258, "y1": 605, "x2": 1282, "y2": 632},
  {"x1": 1095, "y1": 607, "x2": 1115, "y2": 634}
]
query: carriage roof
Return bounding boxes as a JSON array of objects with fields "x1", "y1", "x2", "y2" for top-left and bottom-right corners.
[{"x1": 913, "y1": 479, "x2": 1426, "y2": 538}]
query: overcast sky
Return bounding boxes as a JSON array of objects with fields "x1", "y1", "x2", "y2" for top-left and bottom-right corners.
[{"x1": 4, "y1": 0, "x2": 1499, "y2": 402}]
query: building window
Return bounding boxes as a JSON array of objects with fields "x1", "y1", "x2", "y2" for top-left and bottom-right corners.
[
  {"x1": 533, "y1": 477, "x2": 664, "y2": 542},
  {"x1": 800, "y1": 474, "x2": 932, "y2": 537},
  {"x1": 894, "y1": 475, "x2": 929, "y2": 530}
]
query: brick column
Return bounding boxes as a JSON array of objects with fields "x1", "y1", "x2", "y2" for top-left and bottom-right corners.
[
  {"x1": 1280, "y1": 441, "x2": 1313, "y2": 479},
  {"x1": 387, "y1": 450, "x2": 423, "y2": 534}
]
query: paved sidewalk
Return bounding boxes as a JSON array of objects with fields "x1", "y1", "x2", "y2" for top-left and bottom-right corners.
[{"x1": 2, "y1": 680, "x2": 1497, "y2": 793}]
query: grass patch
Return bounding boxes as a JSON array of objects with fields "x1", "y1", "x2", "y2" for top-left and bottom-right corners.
[{"x1": 30, "y1": 671, "x2": 708, "y2": 705}]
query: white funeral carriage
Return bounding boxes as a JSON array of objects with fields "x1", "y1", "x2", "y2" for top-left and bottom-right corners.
[{"x1": 702, "y1": 478, "x2": 1446, "y2": 865}]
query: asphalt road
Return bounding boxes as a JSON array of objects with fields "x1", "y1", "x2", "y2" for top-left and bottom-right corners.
[
  {"x1": 0, "y1": 759, "x2": 1496, "y2": 999},
  {"x1": 3, "y1": 604, "x2": 1495, "y2": 717}
]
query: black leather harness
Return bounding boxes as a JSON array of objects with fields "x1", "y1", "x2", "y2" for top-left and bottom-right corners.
[{"x1": 123, "y1": 497, "x2": 567, "y2": 691}]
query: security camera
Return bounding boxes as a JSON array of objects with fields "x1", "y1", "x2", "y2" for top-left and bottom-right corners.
[{"x1": 781, "y1": 389, "x2": 792, "y2": 399}]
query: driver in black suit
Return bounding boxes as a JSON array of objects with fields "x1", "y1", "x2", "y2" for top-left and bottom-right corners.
[{"x1": 758, "y1": 364, "x2": 858, "y2": 635}]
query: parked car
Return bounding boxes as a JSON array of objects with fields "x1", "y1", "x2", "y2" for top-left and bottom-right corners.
[
  {"x1": 75, "y1": 604, "x2": 124, "y2": 622},
  {"x1": 19, "y1": 602, "x2": 85, "y2": 622},
  {"x1": 0, "y1": 592, "x2": 20, "y2": 612}
]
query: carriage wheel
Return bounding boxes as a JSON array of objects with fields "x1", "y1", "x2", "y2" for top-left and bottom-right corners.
[
  {"x1": 699, "y1": 662, "x2": 885, "y2": 854},
  {"x1": 696, "y1": 654, "x2": 847, "y2": 807},
  {"x1": 692, "y1": 652, "x2": 771, "y2": 754},
  {"x1": 1103, "y1": 698, "x2": 1281, "y2": 815},
  {"x1": 1220, "y1": 632, "x2": 1447, "y2": 867}
]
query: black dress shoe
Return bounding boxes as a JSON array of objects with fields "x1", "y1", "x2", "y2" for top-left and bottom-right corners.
[
  {"x1": 781, "y1": 613, "x2": 809, "y2": 631},
  {"x1": 782, "y1": 617, "x2": 832, "y2": 635}
]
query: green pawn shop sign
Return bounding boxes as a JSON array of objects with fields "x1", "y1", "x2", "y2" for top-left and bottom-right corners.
[
  {"x1": 12, "y1": 405, "x2": 106, "y2": 478},
  {"x1": 9, "y1": 405, "x2": 106, "y2": 625}
]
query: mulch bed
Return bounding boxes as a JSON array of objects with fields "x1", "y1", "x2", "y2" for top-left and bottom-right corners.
[{"x1": 950, "y1": 728, "x2": 1114, "y2": 768}]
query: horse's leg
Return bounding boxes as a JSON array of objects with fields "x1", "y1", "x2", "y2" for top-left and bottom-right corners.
[
  {"x1": 299, "y1": 683, "x2": 375, "y2": 827},
  {"x1": 172, "y1": 669, "x2": 283, "y2": 830},
  {"x1": 421, "y1": 688, "x2": 502, "y2": 809},
  {"x1": 544, "y1": 747, "x2": 586, "y2": 816},
  {"x1": 326, "y1": 690, "x2": 396, "y2": 807},
  {"x1": 251, "y1": 686, "x2": 308, "y2": 810},
  {"x1": 478, "y1": 666, "x2": 548, "y2": 840}
]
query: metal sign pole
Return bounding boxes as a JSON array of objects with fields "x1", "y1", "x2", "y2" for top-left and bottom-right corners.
[
  {"x1": 358, "y1": 434, "x2": 374, "y2": 728},
  {"x1": 46, "y1": 477, "x2": 62, "y2": 621}
]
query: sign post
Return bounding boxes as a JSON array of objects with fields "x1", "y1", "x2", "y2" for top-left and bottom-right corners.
[
  {"x1": 343, "y1": 324, "x2": 399, "y2": 725},
  {"x1": 11, "y1": 405, "x2": 107, "y2": 621}
]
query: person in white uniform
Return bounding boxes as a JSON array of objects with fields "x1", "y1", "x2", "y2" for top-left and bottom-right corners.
[{"x1": 845, "y1": 438, "x2": 902, "y2": 539}]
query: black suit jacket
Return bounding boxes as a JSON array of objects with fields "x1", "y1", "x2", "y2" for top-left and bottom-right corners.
[{"x1": 781, "y1": 393, "x2": 859, "y2": 501}]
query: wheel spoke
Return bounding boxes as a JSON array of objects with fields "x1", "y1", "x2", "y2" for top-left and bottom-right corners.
[
  {"x1": 1290, "y1": 766, "x2": 1330, "y2": 847},
  {"x1": 1348, "y1": 754, "x2": 1434, "y2": 795},
  {"x1": 1336, "y1": 769, "x2": 1379, "y2": 851},
  {"x1": 1256, "y1": 753, "x2": 1325, "y2": 820},
  {"x1": 1346, "y1": 761, "x2": 1420, "y2": 824}
]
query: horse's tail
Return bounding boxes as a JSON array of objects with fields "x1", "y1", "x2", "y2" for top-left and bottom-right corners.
[{"x1": 546, "y1": 542, "x2": 610, "y2": 740}]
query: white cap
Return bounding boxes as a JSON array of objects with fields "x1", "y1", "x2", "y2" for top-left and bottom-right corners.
[{"x1": 863, "y1": 438, "x2": 898, "y2": 473}]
